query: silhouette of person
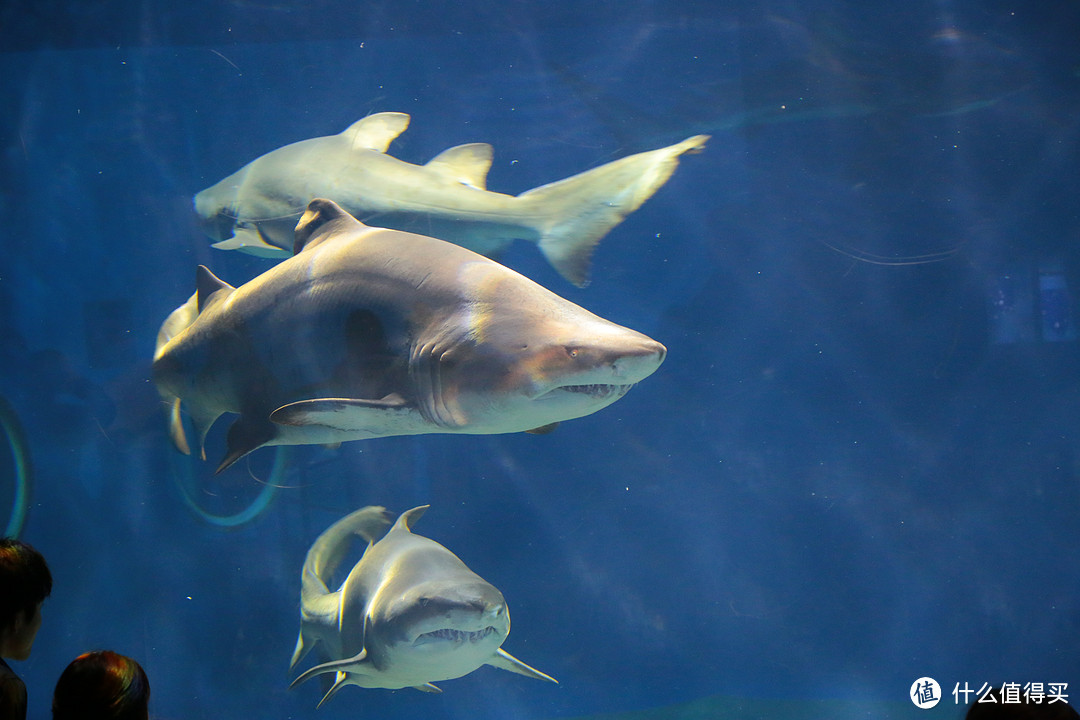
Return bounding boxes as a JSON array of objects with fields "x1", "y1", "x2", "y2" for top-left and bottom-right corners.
[
  {"x1": 52, "y1": 651, "x2": 150, "y2": 720},
  {"x1": 0, "y1": 538, "x2": 52, "y2": 720}
]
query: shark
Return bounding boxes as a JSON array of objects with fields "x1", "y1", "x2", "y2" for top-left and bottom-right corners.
[
  {"x1": 290, "y1": 504, "x2": 556, "y2": 705},
  {"x1": 153, "y1": 198, "x2": 667, "y2": 473},
  {"x1": 193, "y1": 111, "x2": 708, "y2": 286}
]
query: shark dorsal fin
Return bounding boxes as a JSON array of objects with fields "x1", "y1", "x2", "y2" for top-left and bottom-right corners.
[
  {"x1": 195, "y1": 265, "x2": 235, "y2": 313},
  {"x1": 424, "y1": 143, "x2": 494, "y2": 190},
  {"x1": 394, "y1": 505, "x2": 430, "y2": 533},
  {"x1": 340, "y1": 112, "x2": 410, "y2": 153},
  {"x1": 293, "y1": 198, "x2": 366, "y2": 255}
]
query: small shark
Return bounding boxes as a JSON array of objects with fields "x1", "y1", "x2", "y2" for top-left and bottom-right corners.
[
  {"x1": 194, "y1": 112, "x2": 708, "y2": 286},
  {"x1": 290, "y1": 505, "x2": 556, "y2": 705},
  {"x1": 153, "y1": 198, "x2": 667, "y2": 472}
]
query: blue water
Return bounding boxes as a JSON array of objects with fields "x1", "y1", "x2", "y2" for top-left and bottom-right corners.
[{"x1": 1, "y1": 2, "x2": 1079, "y2": 719}]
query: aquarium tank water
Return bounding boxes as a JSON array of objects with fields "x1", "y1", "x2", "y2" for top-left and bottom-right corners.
[{"x1": 1, "y1": 1, "x2": 1078, "y2": 719}]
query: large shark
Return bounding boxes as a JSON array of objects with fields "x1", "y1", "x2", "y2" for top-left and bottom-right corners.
[
  {"x1": 153, "y1": 198, "x2": 667, "y2": 473},
  {"x1": 290, "y1": 505, "x2": 556, "y2": 705},
  {"x1": 194, "y1": 112, "x2": 708, "y2": 286}
]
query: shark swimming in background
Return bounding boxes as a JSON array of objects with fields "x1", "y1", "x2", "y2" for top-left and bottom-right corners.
[
  {"x1": 290, "y1": 505, "x2": 556, "y2": 706},
  {"x1": 153, "y1": 198, "x2": 667, "y2": 473},
  {"x1": 194, "y1": 111, "x2": 708, "y2": 286}
]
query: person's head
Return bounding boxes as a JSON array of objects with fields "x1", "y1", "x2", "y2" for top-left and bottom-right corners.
[
  {"x1": 0, "y1": 538, "x2": 52, "y2": 660},
  {"x1": 52, "y1": 651, "x2": 150, "y2": 720}
]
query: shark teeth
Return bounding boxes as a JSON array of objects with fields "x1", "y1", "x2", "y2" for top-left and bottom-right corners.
[
  {"x1": 558, "y1": 383, "x2": 633, "y2": 399},
  {"x1": 414, "y1": 626, "x2": 498, "y2": 646}
]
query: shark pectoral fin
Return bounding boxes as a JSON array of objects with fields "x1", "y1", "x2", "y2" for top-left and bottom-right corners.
[
  {"x1": 211, "y1": 226, "x2": 290, "y2": 258},
  {"x1": 216, "y1": 415, "x2": 278, "y2": 474},
  {"x1": 413, "y1": 683, "x2": 442, "y2": 693},
  {"x1": 167, "y1": 397, "x2": 192, "y2": 455},
  {"x1": 424, "y1": 143, "x2": 494, "y2": 190},
  {"x1": 526, "y1": 422, "x2": 560, "y2": 435},
  {"x1": 341, "y1": 112, "x2": 410, "y2": 152},
  {"x1": 270, "y1": 396, "x2": 413, "y2": 432},
  {"x1": 209, "y1": 236, "x2": 249, "y2": 251},
  {"x1": 290, "y1": 649, "x2": 370, "y2": 688},
  {"x1": 489, "y1": 648, "x2": 558, "y2": 683}
]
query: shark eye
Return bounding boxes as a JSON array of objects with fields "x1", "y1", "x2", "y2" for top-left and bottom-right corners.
[{"x1": 565, "y1": 347, "x2": 578, "y2": 358}]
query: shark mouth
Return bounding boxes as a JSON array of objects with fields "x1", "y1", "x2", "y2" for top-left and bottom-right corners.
[
  {"x1": 413, "y1": 626, "x2": 498, "y2": 646},
  {"x1": 547, "y1": 383, "x2": 633, "y2": 400}
]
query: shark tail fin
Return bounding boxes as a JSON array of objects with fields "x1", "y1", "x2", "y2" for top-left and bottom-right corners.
[
  {"x1": 153, "y1": 271, "x2": 235, "y2": 461},
  {"x1": 154, "y1": 293, "x2": 201, "y2": 455},
  {"x1": 166, "y1": 398, "x2": 191, "y2": 456},
  {"x1": 304, "y1": 506, "x2": 391, "y2": 586},
  {"x1": 518, "y1": 134, "x2": 709, "y2": 287}
]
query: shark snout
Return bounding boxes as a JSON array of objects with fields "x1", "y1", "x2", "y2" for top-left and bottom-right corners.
[
  {"x1": 527, "y1": 329, "x2": 666, "y2": 403},
  {"x1": 610, "y1": 337, "x2": 666, "y2": 381},
  {"x1": 573, "y1": 332, "x2": 666, "y2": 384},
  {"x1": 401, "y1": 580, "x2": 509, "y2": 633}
]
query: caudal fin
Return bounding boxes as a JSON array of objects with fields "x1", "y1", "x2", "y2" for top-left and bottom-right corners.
[
  {"x1": 152, "y1": 267, "x2": 237, "y2": 459},
  {"x1": 153, "y1": 293, "x2": 200, "y2": 455},
  {"x1": 518, "y1": 134, "x2": 708, "y2": 286}
]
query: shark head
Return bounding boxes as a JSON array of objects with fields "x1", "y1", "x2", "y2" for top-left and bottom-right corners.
[
  {"x1": 193, "y1": 181, "x2": 240, "y2": 242},
  {"x1": 371, "y1": 577, "x2": 510, "y2": 679},
  {"x1": 388, "y1": 579, "x2": 509, "y2": 646},
  {"x1": 410, "y1": 268, "x2": 667, "y2": 433}
]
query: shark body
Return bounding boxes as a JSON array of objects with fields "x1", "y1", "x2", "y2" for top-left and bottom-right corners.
[
  {"x1": 194, "y1": 112, "x2": 708, "y2": 286},
  {"x1": 153, "y1": 199, "x2": 667, "y2": 472},
  {"x1": 290, "y1": 505, "x2": 555, "y2": 705}
]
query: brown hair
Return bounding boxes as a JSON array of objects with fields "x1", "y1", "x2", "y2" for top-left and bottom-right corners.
[{"x1": 52, "y1": 651, "x2": 150, "y2": 720}]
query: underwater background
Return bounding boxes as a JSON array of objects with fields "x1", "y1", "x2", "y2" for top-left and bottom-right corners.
[{"x1": 2, "y1": 0, "x2": 1079, "y2": 718}]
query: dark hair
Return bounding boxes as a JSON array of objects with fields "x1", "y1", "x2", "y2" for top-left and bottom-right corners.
[
  {"x1": 0, "y1": 538, "x2": 53, "y2": 625},
  {"x1": 53, "y1": 651, "x2": 150, "y2": 720}
]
